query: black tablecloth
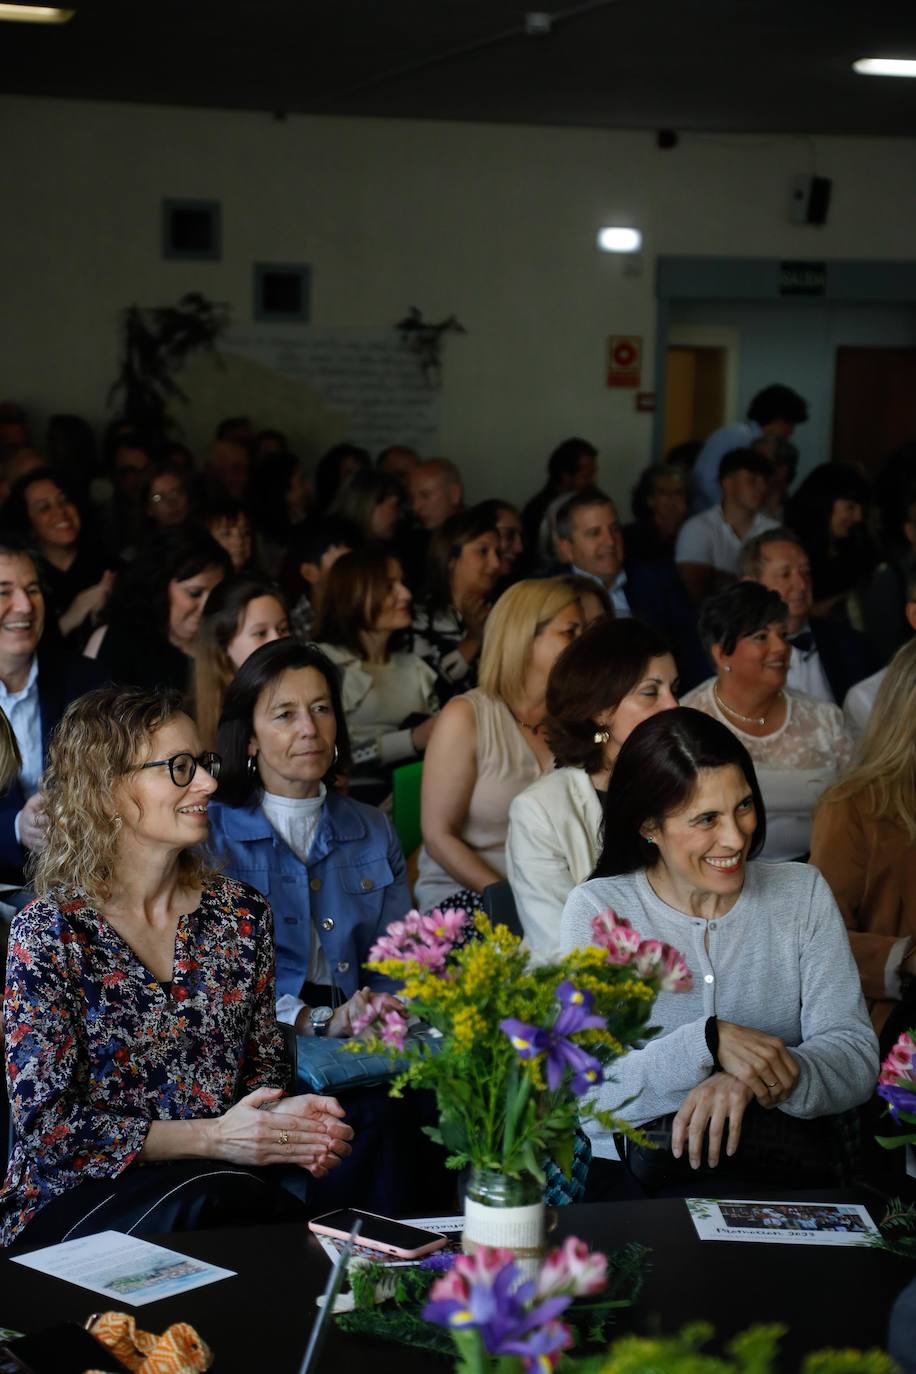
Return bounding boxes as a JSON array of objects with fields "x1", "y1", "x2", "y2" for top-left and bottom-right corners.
[{"x1": 0, "y1": 1192, "x2": 909, "y2": 1373}]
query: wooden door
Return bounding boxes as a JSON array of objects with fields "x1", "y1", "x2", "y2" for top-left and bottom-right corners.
[
  {"x1": 833, "y1": 347, "x2": 916, "y2": 473},
  {"x1": 663, "y1": 346, "x2": 726, "y2": 453}
]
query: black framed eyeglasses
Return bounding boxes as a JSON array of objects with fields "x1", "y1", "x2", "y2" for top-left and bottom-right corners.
[{"x1": 139, "y1": 751, "x2": 222, "y2": 787}]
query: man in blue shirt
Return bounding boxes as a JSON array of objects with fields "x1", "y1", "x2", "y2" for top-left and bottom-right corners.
[{"x1": 691, "y1": 384, "x2": 809, "y2": 511}]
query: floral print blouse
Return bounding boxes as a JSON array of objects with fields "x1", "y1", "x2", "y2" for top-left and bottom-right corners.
[{"x1": 1, "y1": 876, "x2": 288, "y2": 1247}]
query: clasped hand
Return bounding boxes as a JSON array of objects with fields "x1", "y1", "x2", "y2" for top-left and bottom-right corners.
[
  {"x1": 213, "y1": 1087, "x2": 354, "y2": 1176},
  {"x1": 716, "y1": 1020, "x2": 799, "y2": 1106}
]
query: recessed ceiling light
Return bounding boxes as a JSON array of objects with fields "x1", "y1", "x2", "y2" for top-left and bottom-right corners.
[
  {"x1": 597, "y1": 227, "x2": 642, "y2": 254},
  {"x1": 0, "y1": 4, "x2": 73, "y2": 21},
  {"x1": 853, "y1": 57, "x2": 916, "y2": 78}
]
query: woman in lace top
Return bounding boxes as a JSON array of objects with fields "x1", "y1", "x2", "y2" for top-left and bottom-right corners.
[{"x1": 680, "y1": 582, "x2": 853, "y2": 860}]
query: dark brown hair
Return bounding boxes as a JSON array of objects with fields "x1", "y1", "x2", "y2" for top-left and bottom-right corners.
[
  {"x1": 545, "y1": 618, "x2": 672, "y2": 772},
  {"x1": 314, "y1": 545, "x2": 405, "y2": 656}
]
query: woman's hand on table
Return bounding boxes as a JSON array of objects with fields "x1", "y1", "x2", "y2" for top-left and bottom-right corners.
[
  {"x1": 716, "y1": 1020, "x2": 800, "y2": 1106},
  {"x1": 209, "y1": 1086, "x2": 353, "y2": 1174},
  {"x1": 672, "y1": 1073, "x2": 754, "y2": 1169}
]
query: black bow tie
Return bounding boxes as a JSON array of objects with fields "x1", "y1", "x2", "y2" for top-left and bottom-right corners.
[{"x1": 789, "y1": 631, "x2": 816, "y2": 655}]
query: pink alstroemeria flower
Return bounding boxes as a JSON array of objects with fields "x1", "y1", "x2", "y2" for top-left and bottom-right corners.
[{"x1": 535, "y1": 1236, "x2": 608, "y2": 1300}]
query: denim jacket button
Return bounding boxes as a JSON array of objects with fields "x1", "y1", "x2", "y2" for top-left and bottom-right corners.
[
  {"x1": 337, "y1": 960, "x2": 350, "y2": 973},
  {"x1": 310, "y1": 878, "x2": 322, "y2": 892},
  {"x1": 360, "y1": 877, "x2": 374, "y2": 891},
  {"x1": 321, "y1": 918, "x2": 334, "y2": 931}
]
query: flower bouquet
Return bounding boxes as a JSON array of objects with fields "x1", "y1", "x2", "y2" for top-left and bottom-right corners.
[
  {"x1": 873, "y1": 1026, "x2": 916, "y2": 1260},
  {"x1": 351, "y1": 906, "x2": 690, "y2": 1253}
]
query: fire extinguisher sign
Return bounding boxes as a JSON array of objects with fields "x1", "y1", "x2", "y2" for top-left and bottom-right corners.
[{"x1": 606, "y1": 335, "x2": 642, "y2": 388}]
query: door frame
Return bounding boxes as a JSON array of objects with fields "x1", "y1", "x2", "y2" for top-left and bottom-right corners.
[{"x1": 652, "y1": 256, "x2": 916, "y2": 460}]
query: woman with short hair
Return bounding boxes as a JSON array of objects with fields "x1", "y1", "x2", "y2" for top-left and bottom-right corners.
[
  {"x1": 811, "y1": 637, "x2": 916, "y2": 1036},
  {"x1": 0, "y1": 686, "x2": 352, "y2": 1247},
  {"x1": 561, "y1": 708, "x2": 878, "y2": 1196},
  {"x1": 329, "y1": 469, "x2": 404, "y2": 545},
  {"x1": 314, "y1": 546, "x2": 438, "y2": 803},
  {"x1": 507, "y1": 618, "x2": 678, "y2": 959},
  {"x1": 415, "y1": 577, "x2": 583, "y2": 913},
  {"x1": 681, "y1": 581, "x2": 853, "y2": 860}
]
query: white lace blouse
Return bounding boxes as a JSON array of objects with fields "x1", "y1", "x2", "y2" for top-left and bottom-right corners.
[{"x1": 680, "y1": 679, "x2": 854, "y2": 860}]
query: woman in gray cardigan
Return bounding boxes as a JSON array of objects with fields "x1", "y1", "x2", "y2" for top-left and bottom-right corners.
[{"x1": 560, "y1": 707, "x2": 878, "y2": 1197}]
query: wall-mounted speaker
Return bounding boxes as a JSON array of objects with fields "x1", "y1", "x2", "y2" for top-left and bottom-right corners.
[{"x1": 789, "y1": 175, "x2": 832, "y2": 226}]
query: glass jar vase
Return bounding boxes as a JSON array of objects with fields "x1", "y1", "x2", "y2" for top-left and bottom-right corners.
[{"x1": 462, "y1": 1167, "x2": 545, "y2": 1269}]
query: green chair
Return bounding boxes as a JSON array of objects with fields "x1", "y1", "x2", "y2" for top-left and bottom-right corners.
[{"x1": 391, "y1": 760, "x2": 423, "y2": 858}]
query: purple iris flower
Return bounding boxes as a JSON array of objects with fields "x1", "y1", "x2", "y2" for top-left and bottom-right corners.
[
  {"x1": 878, "y1": 1082, "x2": 916, "y2": 1120},
  {"x1": 500, "y1": 981, "x2": 606, "y2": 1095},
  {"x1": 423, "y1": 1259, "x2": 570, "y2": 1352}
]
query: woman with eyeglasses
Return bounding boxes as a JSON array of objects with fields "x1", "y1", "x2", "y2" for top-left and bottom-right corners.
[{"x1": 0, "y1": 686, "x2": 353, "y2": 1248}]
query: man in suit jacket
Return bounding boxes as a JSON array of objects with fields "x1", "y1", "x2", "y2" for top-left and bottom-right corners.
[
  {"x1": 739, "y1": 527, "x2": 876, "y2": 705},
  {"x1": 553, "y1": 488, "x2": 708, "y2": 690},
  {"x1": 0, "y1": 537, "x2": 106, "y2": 885}
]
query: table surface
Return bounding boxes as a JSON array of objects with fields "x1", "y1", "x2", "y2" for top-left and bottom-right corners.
[{"x1": 1, "y1": 1191, "x2": 910, "y2": 1373}]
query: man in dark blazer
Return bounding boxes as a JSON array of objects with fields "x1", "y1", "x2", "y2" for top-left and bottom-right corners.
[
  {"x1": 0, "y1": 537, "x2": 106, "y2": 886},
  {"x1": 552, "y1": 488, "x2": 709, "y2": 690},
  {"x1": 739, "y1": 528, "x2": 876, "y2": 705}
]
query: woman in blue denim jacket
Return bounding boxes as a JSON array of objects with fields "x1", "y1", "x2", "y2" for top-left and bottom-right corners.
[{"x1": 208, "y1": 638, "x2": 409, "y2": 1041}]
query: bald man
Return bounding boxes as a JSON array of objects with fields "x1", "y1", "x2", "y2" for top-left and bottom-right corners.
[{"x1": 408, "y1": 458, "x2": 464, "y2": 532}]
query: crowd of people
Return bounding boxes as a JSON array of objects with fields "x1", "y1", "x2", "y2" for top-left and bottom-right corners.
[{"x1": 0, "y1": 386, "x2": 913, "y2": 1245}]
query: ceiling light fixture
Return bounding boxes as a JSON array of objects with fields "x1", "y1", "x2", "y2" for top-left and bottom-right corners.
[
  {"x1": 0, "y1": 4, "x2": 73, "y2": 21},
  {"x1": 853, "y1": 57, "x2": 916, "y2": 78},
  {"x1": 597, "y1": 227, "x2": 642, "y2": 254}
]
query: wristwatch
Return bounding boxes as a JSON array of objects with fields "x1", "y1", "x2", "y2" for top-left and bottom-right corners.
[{"x1": 309, "y1": 1005, "x2": 333, "y2": 1038}]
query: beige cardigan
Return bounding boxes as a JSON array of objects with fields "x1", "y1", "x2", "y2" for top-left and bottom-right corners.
[{"x1": 507, "y1": 766, "x2": 604, "y2": 962}]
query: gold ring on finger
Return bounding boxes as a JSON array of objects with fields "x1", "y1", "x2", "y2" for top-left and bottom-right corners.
[
  {"x1": 766, "y1": 1081, "x2": 778, "y2": 1088},
  {"x1": 278, "y1": 1130, "x2": 290, "y2": 1146}
]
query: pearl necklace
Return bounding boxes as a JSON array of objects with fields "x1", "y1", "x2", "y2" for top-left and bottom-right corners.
[{"x1": 713, "y1": 683, "x2": 783, "y2": 728}]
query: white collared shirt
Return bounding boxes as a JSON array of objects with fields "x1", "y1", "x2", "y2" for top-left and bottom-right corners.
[
  {"x1": 0, "y1": 656, "x2": 40, "y2": 795},
  {"x1": 571, "y1": 564, "x2": 631, "y2": 617},
  {"x1": 786, "y1": 629, "x2": 834, "y2": 703}
]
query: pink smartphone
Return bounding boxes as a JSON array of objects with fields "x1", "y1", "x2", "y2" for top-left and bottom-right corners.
[{"x1": 308, "y1": 1208, "x2": 447, "y2": 1259}]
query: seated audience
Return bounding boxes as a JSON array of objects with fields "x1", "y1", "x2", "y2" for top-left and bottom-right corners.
[
  {"x1": 92, "y1": 432, "x2": 152, "y2": 557},
  {"x1": 200, "y1": 437, "x2": 251, "y2": 507},
  {"x1": 193, "y1": 575, "x2": 290, "y2": 750},
  {"x1": 313, "y1": 442, "x2": 370, "y2": 512},
  {"x1": 377, "y1": 444, "x2": 419, "y2": 483},
  {"x1": 5, "y1": 467, "x2": 115, "y2": 641},
  {"x1": 0, "y1": 686, "x2": 352, "y2": 1247},
  {"x1": 45, "y1": 413, "x2": 99, "y2": 496},
  {"x1": 476, "y1": 498, "x2": 526, "y2": 586},
  {"x1": 284, "y1": 517, "x2": 358, "y2": 644},
  {"x1": 0, "y1": 402, "x2": 29, "y2": 452},
  {"x1": 561, "y1": 573, "x2": 612, "y2": 629},
  {"x1": 561, "y1": 708, "x2": 878, "y2": 1195},
  {"x1": 675, "y1": 449, "x2": 778, "y2": 605},
  {"x1": 0, "y1": 535, "x2": 104, "y2": 885},
  {"x1": 844, "y1": 553, "x2": 916, "y2": 740},
  {"x1": 416, "y1": 578, "x2": 583, "y2": 912},
  {"x1": 786, "y1": 462, "x2": 876, "y2": 619},
  {"x1": 314, "y1": 547, "x2": 438, "y2": 803},
  {"x1": 521, "y1": 436, "x2": 598, "y2": 556},
  {"x1": 859, "y1": 478, "x2": 916, "y2": 663},
  {"x1": 681, "y1": 582, "x2": 853, "y2": 860},
  {"x1": 329, "y1": 469, "x2": 403, "y2": 545},
  {"x1": 624, "y1": 465, "x2": 688, "y2": 566},
  {"x1": 553, "y1": 487, "x2": 707, "y2": 688},
  {"x1": 739, "y1": 527, "x2": 875, "y2": 706},
  {"x1": 812, "y1": 638, "x2": 916, "y2": 1036},
  {"x1": 141, "y1": 461, "x2": 192, "y2": 534},
  {"x1": 0, "y1": 707, "x2": 21, "y2": 796},
  {"x1": 249, "y1": 453, "x2": 310, "y2": 575},
  {"x1": 410, "y1": 505, "x2": 501, "y2": 698},
  {"x1": 210, "y1": 638, "x2": 409, "y2": 1035},
  {"x1": 691, "y1": 383, "x2": 809, "y2": 511},
  {"x1": 255, "y1": 428, "x2": 288, "y2": 460},
  {"x1": 507, "y1": 618, "x2": 678, "y2": 959},
  {"x1": 201, "y1": 498, "x2": 255, "y2": 573},
  {"x1": 755, "y1": 434, "x2": 799, "y2": 521},
  {"x1": 85, "y1": 529, "x2": 231, "y2": 693},
  {"x1": 215, "y1": 415, "x2": 254, "y2": 448},
  {"x1": 408, "y1": 458, "x2": 464, "y2": 534}
]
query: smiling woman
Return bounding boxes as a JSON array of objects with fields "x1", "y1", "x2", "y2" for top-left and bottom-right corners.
[
  {"x1": 561, "y1": 707, "x2": 879, "y2": 1199},
  {"x1": 0, "y1": 686, "x2": 353, "y2": 1248}
]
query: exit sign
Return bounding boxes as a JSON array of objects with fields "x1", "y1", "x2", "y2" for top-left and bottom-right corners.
[{"x1": 780, "y1": 261, "x2": 826, "y2": 296}]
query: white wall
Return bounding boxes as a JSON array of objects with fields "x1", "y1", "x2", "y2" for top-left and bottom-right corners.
[{"x1": 3, "y1": 94, "x2": 916, "y2": 509}]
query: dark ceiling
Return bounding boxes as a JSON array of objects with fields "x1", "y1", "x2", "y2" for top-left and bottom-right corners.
[{"x1": 4, "y1": 0, "x2": 916, "y2": 136}]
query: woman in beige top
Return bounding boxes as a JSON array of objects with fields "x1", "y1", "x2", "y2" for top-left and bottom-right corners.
[{"x1": 415, "y1": 578, "x2": 584, "y2": 913}]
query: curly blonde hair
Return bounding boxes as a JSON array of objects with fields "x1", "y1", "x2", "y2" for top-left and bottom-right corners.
[{"x1": 30, "y1": 687, "x2": 214, "y2": 904}]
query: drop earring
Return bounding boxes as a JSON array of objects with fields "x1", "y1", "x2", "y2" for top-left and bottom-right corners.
[
  {"x1": 723, "y1": 665, "x2": 732, "y2": 673},
  {"x1": 246, "y1": 755, "x2": 259, "y2": 781},
  {"x1": 593, "y1": 728, "x2": 611, "y2": 745}
]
